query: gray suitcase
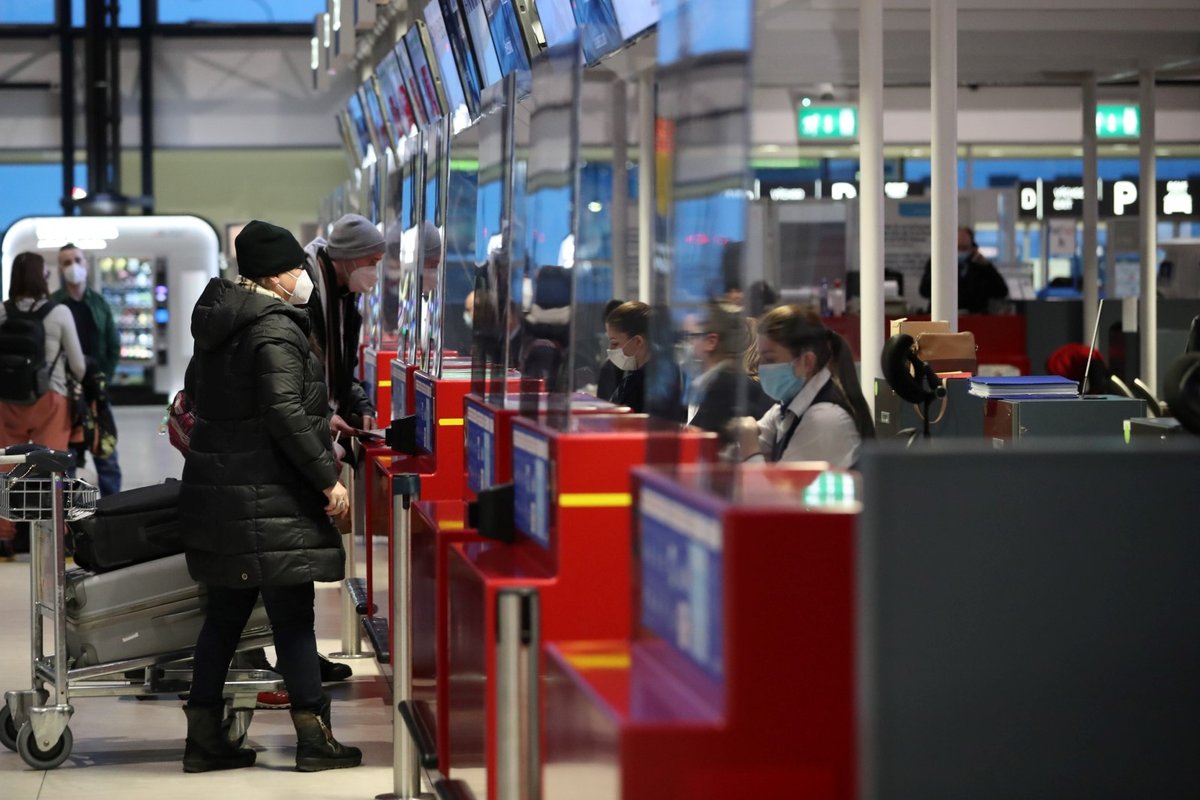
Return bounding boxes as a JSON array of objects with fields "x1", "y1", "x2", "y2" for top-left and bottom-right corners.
[{"x1": 65, "y1": 553, "x2": 271, "y2": 667}]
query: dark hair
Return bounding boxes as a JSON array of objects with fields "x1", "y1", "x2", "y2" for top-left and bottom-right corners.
[
  {"x1": 759, "y1": 304, "x2": 875, "y2": 439},
  {"x1": 959, "y1": 226, "x2": 976, "y2": 248},
  {"x1": 59, "y1": 243, "x2": 81, "y2": 254},
  {"x1": 603, "y1": 298, "x2": 624, "y2": 319},
  {"x1": 747, "y1": 280, "x2": 778, "y2": 318},
  {"x1": 9, "y1": 252, "x2": 50, "y2": 301},
  {"x1": 605, "y1": 301, "x2": 650, "y2": 339}
]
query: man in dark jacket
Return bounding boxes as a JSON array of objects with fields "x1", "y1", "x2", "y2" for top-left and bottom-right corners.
[
  {"x1": 180, "y1": 220, "x2": 360, "y2": 774},
  {"x1": 302, "y1": 214, "x2": 386, "y2": 437},
  {"x1": 919, "y1": 226, "x2": 1010, "y2": 314}
]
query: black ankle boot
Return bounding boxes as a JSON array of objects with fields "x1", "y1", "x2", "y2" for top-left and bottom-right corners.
[
  {"x1": 290, "y1": 696, "x2": 362, "y2": 772},
  {"x1": 182, "y1": 705, "x2": 256, "y2": 773},
  {"x1": 318, "y1": 653, "x2": 353, "y2": 682}
]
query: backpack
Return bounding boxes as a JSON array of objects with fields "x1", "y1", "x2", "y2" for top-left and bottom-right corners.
[{"x1": 0, "y1": 299, "x2": 61, "y2": 405}]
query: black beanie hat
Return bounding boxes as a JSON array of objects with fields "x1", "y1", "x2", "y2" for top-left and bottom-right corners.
[{"x1": 235, "y1": 220, "x2": 307, "y2": 278}]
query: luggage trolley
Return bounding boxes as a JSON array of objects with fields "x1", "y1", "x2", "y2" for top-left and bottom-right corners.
[{"x1": 0, "y1": 447, "x2": 284, "y2": 769}]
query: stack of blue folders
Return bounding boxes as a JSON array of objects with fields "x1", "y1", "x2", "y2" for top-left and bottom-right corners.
[{"x1": 968, "y1": 375, "x2": 1081, "y2": 399}]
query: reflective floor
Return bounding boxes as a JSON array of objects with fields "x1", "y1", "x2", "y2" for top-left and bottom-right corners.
[{"x1": 0, "y1": 407, "x2": 398, "y2": 798}]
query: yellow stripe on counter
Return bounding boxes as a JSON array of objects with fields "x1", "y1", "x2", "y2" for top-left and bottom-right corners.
[
  {"x1": 558, "y1": 493, "x2": 632, "y2": 509},
  {"x1": 438, "y1": 418, "x2": 465, "y2": 427},
  {"x1": 378, "y1": 380, "x2": 392, "y2": 387},
  {"x1": 439, "y1": 520, "x2": 465, "y2": 530},
  {"x1": 565, "y1": 653, "x2": 631, "y2": 670}
]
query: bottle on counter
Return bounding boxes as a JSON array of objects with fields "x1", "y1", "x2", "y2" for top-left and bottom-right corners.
[
  {"x1": 830, "y1": 279, "x2": 846, "y2": 317},
  {"x1": 819, "y1": 277, "x2": 830, "y2": 317}
]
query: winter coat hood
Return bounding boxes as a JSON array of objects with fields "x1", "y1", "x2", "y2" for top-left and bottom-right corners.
[{"x1": 190, "y1": 278, "x2": 311, "y2": 353}]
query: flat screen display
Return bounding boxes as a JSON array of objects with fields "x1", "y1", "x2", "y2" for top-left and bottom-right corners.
[
  {"x1": 362, "y1": 79, "x2": 394, "y2": 153},
  {"x1": 438, "y1": 0, "x2": 484, "y2": 115},
  {"x1": 405, "y1": 26, "x2": 445, "y2": 122},
  {"x1": 394, "y1": 40, "x2": 429, "y2": 128},
  {"x1": 424, "y1": 1, "x2": 470, "y2": 118},
  {"x1": 533, "y1": 0, "x2": 577, "y2": 47},
  {"x1": 571, "y1": 0, "x2": 622, "y2": 64},
  {"x1": 612, "y1": 0, "x2": 660, "y2": 40},
  {"x1": 377, "y1": 48, "x2": 419, "y2": 138},
  {"x1": 461, "y1": 0, "x2": 505, "y2": 88},
  {"x1": 346, "y1": 92, "x2": 372, "y2": 161},
  {"x1": 483, "y1": 0, "x2": 531, "y2": 77}
]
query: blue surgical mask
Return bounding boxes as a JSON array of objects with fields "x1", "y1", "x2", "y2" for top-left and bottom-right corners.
[{"x1": 759, "y1": 362, "x2": 806, "y2": 404}]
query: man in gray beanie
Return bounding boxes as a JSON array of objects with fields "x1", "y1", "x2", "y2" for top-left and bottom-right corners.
[{"x1": 301, "y1": 214, "x2": 385, "y2": 436}]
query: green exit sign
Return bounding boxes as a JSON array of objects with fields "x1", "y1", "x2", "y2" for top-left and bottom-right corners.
[
  {"x1": 798, "y1": 105, "x2": 858, "y2": 140},
  {"x1": 1096, "y1": 104, "x2": 1139, "y2": 138}
]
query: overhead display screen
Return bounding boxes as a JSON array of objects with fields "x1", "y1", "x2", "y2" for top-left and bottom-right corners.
[
  {"x1": 613, "y1": 0, "x2": 660, "y2": 40},
  {"x1": 362, "y1": 79, "x2": 394, "y2": 153},
  {"x1": 405, "y1": 25, "x2": 445, "y2": 122},
  {"x1": 424, "y1": 0, "x2": 471, "y2": 121},
  {"x1": 433, "y1": 0, "x2": 483, "y2": 117},
  {"x1": 534, "y1": 0, "x2": 577, "y2": 47},
  {"x1": 483, "y1": 0, "x2": 531, "y2": 77},
  {"x1": 571, "y1": 0, "x2": 622, "y2": 64},
  {"x1": 346, "y1": 92, "x2": 372, "y2": 161},
  {"x1": 394, "y1": 42, "x2": 430, "y2": 128},
  {"x1": 462, "y1": 0, "x2": 505, "y2": 88},
  {"x1": 376, "y1": 48, "x2": 420, "y2": 139}
]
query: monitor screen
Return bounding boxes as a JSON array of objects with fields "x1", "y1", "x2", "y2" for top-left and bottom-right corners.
[
  {"x1": 424, "y1": 1, "x2": 470, "y2": 119},
  {"x1": 335, "y1": 112, "x2": 362, "y2": 169},
  {"x1": 394, "y1": 40, "x2": 429, "y2": 128},
  {"x1": 483, "y1": 0, "x2": 531, "y2": 77},
  {"x1": 534, "y1": 0, "x2": 577, "y2": 47},
  {"x1": 438, "y1": 0, "x2": 484, "y2": 116},
  {"x1": 571, "y1": 0, "x2": 622, "y2": 64},
  {"x1": 346, "y1": 92, "x2": 372, "y2": 161},
  {"x1": 612, "y1": 0, "x2": 660, "y2": 40},
  {"x1": 362, "y1": 79, "x2": 394, "y2": 153},
  {"x1": 377, "y1": 48, "x2": 420, "y2": 139},
  {"x1": 461, "y1": 0, "x2": 505, "y2": 88},
  {"x1": 405, "y1": 26, "x2": 445, "y2": 122}
]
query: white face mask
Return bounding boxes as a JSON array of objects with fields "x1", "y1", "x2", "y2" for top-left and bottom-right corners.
[
  {"x1": 348, "y1": 265, "x2": 378, "y2": 293},
  {"x1": 64, "y1": 265, "x2": 87, "y2": 285},
  {"x1": 279, "y1": 270, "x2": 314, "y2": 306},
  {"x1": 463, "y1": 310, "x2": 473, "y2": 328},
  {"x1": 607, "y1": 346, "x2": 639, "y2": 372}
]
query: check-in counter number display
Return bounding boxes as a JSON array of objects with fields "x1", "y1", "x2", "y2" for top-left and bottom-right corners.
[
  {"x1": 466, "y1": 406, "x2": 495, "y2": 493},
  {"x1": 414, "y1": 374, "x2": 435, "y2": 454},
  {"x1": 513, "y1": 429, "x2": 551, "y2": 548}
]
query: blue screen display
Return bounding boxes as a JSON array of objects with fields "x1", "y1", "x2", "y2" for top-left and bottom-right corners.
[
  {"x1": 639, "y1": 486, "x2": 724, "y2": 681},
  {"x1": 346, "y1": 93, "x2": 371, "y2": 161},
  {"x1": 465, "y1": 405, "x2": 495, "y2": 493},
  {"x1": 483, "y1": 0, "x2": 530, "y2": 77},
  {"x1": 377, "y1": 49, "x2": 419, "y2": 137},
  {"x1": 512, "y1": 428, "x2": 550, "y2": 548},
  {"x1": 405, "y1": 27, "x2": 444, "y2": 122},
  {"x1": 462, "y1": 0, "x2": 504, "y2": 87},
  {"x1": 394, "y1": 41, "x2": 429, "y2": 128},
  {"x1": 437, "y1": 0, "x2": 483, "y2": 116},
  {"x1": 572, "y1": 0, "x2": 622, "y2": 64},
  {"x1": 424, "y1": 1, "x2": 469, "y2": 117},
  {"x1": 414, "y1": 373, "x2": 435, "y2": 454},
  {"x1": 534, "y1": 0, "x2": 577, "y2": 47}
]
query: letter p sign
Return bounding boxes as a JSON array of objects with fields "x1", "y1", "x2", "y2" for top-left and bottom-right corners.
[{"x1": 1112, "y1": 181, "x2": 1138, "y2": 216}]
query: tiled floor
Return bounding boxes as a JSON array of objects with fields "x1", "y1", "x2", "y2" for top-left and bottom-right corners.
[{"x1": 0, "y1": 407, "x2": 402, "y2": 798}]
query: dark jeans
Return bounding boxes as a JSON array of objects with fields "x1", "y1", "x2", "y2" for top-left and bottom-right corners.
[
  {"x1": 93, "y1": 447, "x2": 121, "y2": 496},
  {"x1": 190, "y1": 582, "x2": 322, "y2": 711}
]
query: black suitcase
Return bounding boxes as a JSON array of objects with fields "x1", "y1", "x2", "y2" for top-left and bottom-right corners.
[{"x1": 70, "y1": 480, "x2": 183, "y2": 572}]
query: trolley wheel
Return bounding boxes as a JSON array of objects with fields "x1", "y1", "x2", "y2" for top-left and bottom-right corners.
[
  {"x1": 0, "y1": 704, "x2": 18, "y2": 751},
  {"x1": 15, "y1": 722, "x2": 73, "y2": 770}
]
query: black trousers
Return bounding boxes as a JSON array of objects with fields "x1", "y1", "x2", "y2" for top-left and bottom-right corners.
[{"x1": 190, "y1": 581, "x2": 322, "y2": 711}]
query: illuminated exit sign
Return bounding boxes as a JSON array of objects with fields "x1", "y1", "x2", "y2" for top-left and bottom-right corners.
[
  {"x1": 1096, "y1": 104, "x2": 1139, "y2": 138},
  {"x1": 797, "y1": 104, "x2": 858, "y2": 140}
]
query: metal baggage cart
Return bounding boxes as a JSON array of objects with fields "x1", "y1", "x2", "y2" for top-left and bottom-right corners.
[{"x1": 0, "y1": 447, "x2": 284, "y2": 769}]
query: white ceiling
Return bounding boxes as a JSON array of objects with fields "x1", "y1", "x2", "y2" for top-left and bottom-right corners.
[{"x1": 751, "y1": 0, "x2": 1200, "y2": 88}]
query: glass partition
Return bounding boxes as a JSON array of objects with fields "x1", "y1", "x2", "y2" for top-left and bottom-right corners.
[
  {"x1": 646, "y1": 0, "x2": 755, "y2": 455},
  {"x1": 395, "y1": 134, "x2": 425, "y2": 366},
  {"x1": 442, "y1": 118, "x2": 482, "y2": 370},
  {"x1": 469, "y1": 82, "x2": 513, "y2": 402},
  {"x1": 419, "y1": 116, "x2": 449, "y2": 374},
  {"x1": 513, "y1": 36, "x2": 582, "y2": 422}
]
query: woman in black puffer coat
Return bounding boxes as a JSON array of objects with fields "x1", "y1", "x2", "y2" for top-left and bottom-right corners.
[{"x1": 179, "y1": 220, "x2": 360, "y2": 774}]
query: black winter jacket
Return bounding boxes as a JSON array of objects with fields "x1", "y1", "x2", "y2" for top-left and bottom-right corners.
[{"x1": 180, "y1": 278, "x2": 343, "y2": 587}]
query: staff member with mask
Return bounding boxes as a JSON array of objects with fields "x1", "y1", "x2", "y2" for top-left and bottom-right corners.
[
  {"x1": 737, "y1": 305, "x2": 874, "y2": 467},
  {"x1": 605, "y1": 301, "x2": 683, "y2": 421},
  {"x1": 918, "y1": 226, "x2": 1010, "y2": 314},
  {"x1": 301, "y1": 214, "x2": 386, "y2": 438}
]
